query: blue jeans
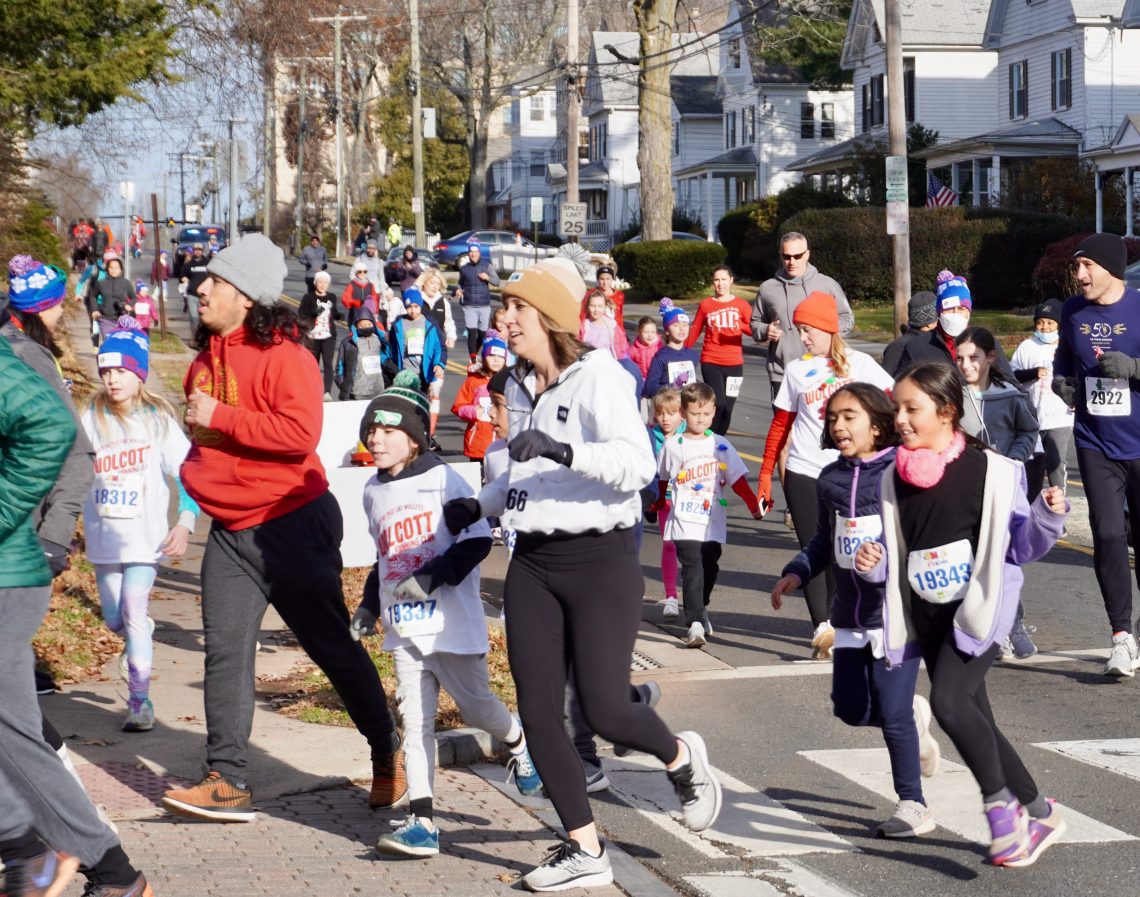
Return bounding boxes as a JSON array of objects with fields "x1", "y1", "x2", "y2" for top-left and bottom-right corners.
[{"x1": 831, "y1": 645, "x2": 924, "y2": 804}]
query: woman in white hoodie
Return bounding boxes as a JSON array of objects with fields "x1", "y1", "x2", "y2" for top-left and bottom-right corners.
[{"x1": 441, "y1": 258, "x2": 722, "y2": 893}]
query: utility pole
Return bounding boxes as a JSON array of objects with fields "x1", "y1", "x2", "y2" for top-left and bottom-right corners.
[
  {"x1": 150, "y1": 193, "x2": 168, "y2": 336},
  {"x1": 885, "y1": 0, "x2": 911, "y2": 333},
  {"x1": 409, "y1": 0, "x2": 426, "y2": 248},
  {"x1": 566, "y1": 0, "x2": 580, "y2": 206},
  {"x1": 295, "y1": 58, "x2": 307, "y2": 255},
  {"x1": 311, "y1": 11, "x2": 368, "y2": 257},
  {"x1": 263, "y1": 53, "x2": 275, "y2": 238},
  {"x1": 178, "y1": 153, "x2": 186, "y2": 222},
  {"x1": 225, "y1": 118, "x2": 246, "y2": 238}
]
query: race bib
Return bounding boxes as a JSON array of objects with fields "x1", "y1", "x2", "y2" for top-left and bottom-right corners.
[
  {"x1": 477, "y1": 395, "x2": 493, "y2": 421},
  {"x1": 666, "y1": 360, "x2": 696, "y2": 388},
  {"x1": 92, "y1": 473, "x2": 143, "y2": 519},
  {"x1": 381, "y1": 595, "x2": 445, "y2": 639},
  {"x1": 406, "y1": 327, "x2": 426, "y2": 357},
  {"x1": 1085, "y1": 376, "x2": 1131, "y2": 417},
  {"x1": 134, "y1": 300, "x2": 151, "y2": 317},
  {"x1": 725, "y1": 376, "x2": 744, "y2": 398},
  {"x1": 673, "y1": 484, "x2": 714, "y2": 525},
  {"x1": 833, "y1": 514, "x2": 882, "y2": 570},
  {"x1": 361, "y1": 355, "x2": 383, "y2": 375},
  {"x1": 908, "y1": 539, "x2": 974, "y2": 604}
]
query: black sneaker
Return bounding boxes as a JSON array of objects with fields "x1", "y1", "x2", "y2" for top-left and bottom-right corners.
[{"x1": 34, "y1": 669, "x2": 56, "y2": 695}]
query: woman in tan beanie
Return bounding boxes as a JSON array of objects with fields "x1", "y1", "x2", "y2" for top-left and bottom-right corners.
[{"x1": 442, "y1": 258, "x2": 723, "y2": 891}]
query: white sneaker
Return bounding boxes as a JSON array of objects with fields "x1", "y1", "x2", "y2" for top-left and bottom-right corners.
[
  {"x1": 876, "y1": 799, "x2": 935, "y2": 838},
  {"x1": 522, "y1": 840, "x2": 613, "y2": 892},
  {"x1": 668, "y1": 732, "x2": 722, "y2": 832},
  {"x1": 684, "y1": 622, "x2": 706, "y2": 648},
  {"x1": 584, "y1": 766, "x2": 610, "y2": 793},
  {"x1": 1105, "y1": 632, "x2": 1140, "y2": 677},
  {"x1": 913, "y1": 694, "x2": 940, "y2": 777},
  {"x1": 811, "y1": 621, "x2": 835, "y2": 660},
  {"x1": 661, "y1": 597, "x2": 679, "y2": 619}
]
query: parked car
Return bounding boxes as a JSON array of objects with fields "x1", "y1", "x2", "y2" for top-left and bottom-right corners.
[
  {"x1": 384, "y1": 247, "x2": 439, "y2": 285},
  {"x1": 1126, "y1": 258, "x2": 1140, "y2": 291},
  {"x1": 622, "y1": 231, "x2": 708, "y2": 243},
  {"x1": 171, "y1": 224, "x2": 227, "y2": 277},
  {"x1": 434, "y1": 229, "x2": 552, "y2": 268}
]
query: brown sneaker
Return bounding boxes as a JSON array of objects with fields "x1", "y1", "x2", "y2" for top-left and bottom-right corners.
[
  {"x1": 369, "y1": 748, "x2": 408, "y2": 808},
  {"x1": 80, "y1": 872, "x2": 155, "y2": 896},
  {"x1": 161, "y1": 771, "x2": 255, "y2": 822}
]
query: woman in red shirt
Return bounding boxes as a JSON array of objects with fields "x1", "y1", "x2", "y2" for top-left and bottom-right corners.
[{"x1": 685, "y1": 264, "x2": 753, "y2": 434}]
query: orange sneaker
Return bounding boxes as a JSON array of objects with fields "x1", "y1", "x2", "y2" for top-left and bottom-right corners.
[
  {"x1": 161, "y1": 771, "x2": 255, "y2": 822},
  {"x1": 369, "y1": 748, "x2": 408, "y2": 808}
]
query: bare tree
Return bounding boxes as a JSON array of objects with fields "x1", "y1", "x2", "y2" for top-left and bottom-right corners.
[
  {"x1": 29, "y1": 154, "x2": 103, "y2": 223},
  {"x1": 633, "y1": 0, "x2": 676, "y2": 241}
]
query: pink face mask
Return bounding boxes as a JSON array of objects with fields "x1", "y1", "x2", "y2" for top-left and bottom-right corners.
[{"x1": 895, "y1": 431, "x2": 966, "y2": 488}]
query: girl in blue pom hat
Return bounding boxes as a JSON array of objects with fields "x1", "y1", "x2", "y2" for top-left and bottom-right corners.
[{"x1": 81, "y1": 317, "x2": 200, "y2": 733}]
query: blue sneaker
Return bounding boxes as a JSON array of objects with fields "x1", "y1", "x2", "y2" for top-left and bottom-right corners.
[
  {"x1": 376, "y1": 815, "x2": 439, "y2": 857},
  {"x1": 507, "y1": 746, "x2": 543, "y2": 797}
]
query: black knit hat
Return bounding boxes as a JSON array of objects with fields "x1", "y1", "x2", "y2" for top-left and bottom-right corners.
[
  {"x1": 1034, "y1": 298, "x2": 1062, "y2": 323},
  {"x1": 907, "y1": 291, "x2": 938, "y2": 328},
  {"x1": 1073, "y1": 233, "x2": 1127, "y2": 280},
  {"x1": 359, "y1": 370, "x2": 431, "y2": 450}
]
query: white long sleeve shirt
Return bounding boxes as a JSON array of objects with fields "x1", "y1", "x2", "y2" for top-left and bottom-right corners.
[{"x1": 477, "y1": 350, "x2": 656, "y2": 535}]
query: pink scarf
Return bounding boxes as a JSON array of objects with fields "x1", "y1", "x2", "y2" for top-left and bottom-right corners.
[{"x1": 896, "y1": 431, "x2": 966, "y2": 488}]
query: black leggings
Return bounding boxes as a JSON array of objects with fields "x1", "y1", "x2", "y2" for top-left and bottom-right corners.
[
  {"x1": 783, "y1": 470, "x2": 834, "y2": 626},
  {"x1": 1077, "y1": 446, "x2": 1140, "y2": 633},
  {"x1": 505, "y1": 529, "x2": 677, "y2": 831},
  {"x1": 700, "y1": 362, "x2": 743, "y2": 435},
  {"x1": 912, "y1": 599, "x2": 1039, "y2": 803},
  {"x1": 673, "y1": 540, "x2": 722, "y2": 624},
  {"x1": 467, "y1": 326, "x2": 485, "y2": 360},
  {"x1": 310, "y1": 337, "x2": 337, "y2": 396}
]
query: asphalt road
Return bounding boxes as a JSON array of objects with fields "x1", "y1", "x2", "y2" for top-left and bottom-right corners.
[{"x1": 161, "y1": 248, "x2": 1139, "y2": 897}]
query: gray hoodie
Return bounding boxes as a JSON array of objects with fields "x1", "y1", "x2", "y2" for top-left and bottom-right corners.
[
  {"x1": 961, "y1": 379, "x2": 1040, "y2": 462},
  {"x1": 750, "y1": 263, "x2": 854, "y2": 382}
]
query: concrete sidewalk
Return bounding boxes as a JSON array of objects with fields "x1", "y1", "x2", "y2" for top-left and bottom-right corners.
[{"x1": 51, "y1": 298, "x2": 633, "y2": 897}]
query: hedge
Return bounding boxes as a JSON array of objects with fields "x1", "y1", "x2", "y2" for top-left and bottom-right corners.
[
  {"x1": 1032, "y1": 232, "x2": 1140, "y2": 299},
  {"x1": 766, "y1": 206, "x2": 1084, "y2": 308},
  {"x1": 611, "y1": 240, "x2": 727, "y2": 299}
]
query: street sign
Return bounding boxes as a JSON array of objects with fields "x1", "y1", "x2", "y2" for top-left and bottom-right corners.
[
  {"x1": 885, "y1": 155, "x2": 908, "y2": 203},
  {"x1": 559, "y1": 202, "x2": 586, "y2": 237},
  {"x1": 411, "y1": 196, "x2": 422, "y2": 214},
  {"x1": 886, "y1": 200, "x2": 909, "y2": 235},
  {"x1": 422, "y1": 108, "x2": 436, "y2": 139},
  {"x1": 530, "y1": 196, "x2": 544, "y2": 222}
]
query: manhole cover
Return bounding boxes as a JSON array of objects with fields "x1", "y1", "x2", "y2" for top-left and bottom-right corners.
[
  {"x1": 77, "y1": 761, "x2": 194, "y2": 816},
  {"x1": 630, "y1": 650, "x2": 662, "y2": 672}
]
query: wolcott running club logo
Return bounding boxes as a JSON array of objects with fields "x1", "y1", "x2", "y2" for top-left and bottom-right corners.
[{"x1": 189, "y1": 362, "x2": 239, "y2": 446}]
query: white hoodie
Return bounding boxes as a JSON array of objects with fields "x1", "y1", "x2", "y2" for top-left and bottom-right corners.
[{"x1": 477, "y1": 350, "x2": 655, "y2": 535}]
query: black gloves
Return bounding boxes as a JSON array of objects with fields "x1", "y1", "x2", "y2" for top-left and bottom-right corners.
[
  {"x1": 443, "y1": 497, "x2": 482, "y2": 535},
  {"x1": 1098, "y1": 351, "x2": 1140, "y2": 381},
  {"x1": 1051, "y1": 376, "x2": 1078, "y2": 407},
  {"x1": 40, "y1": 539, "x2": 70, "y2": 577},
  {"x1": 509, "y1": 429, "x2": 573, "y2": 467}
]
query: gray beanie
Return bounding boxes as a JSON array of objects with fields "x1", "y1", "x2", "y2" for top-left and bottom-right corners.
[{"x1": 206, "y1": 234, "x2": 287, "y2": 307}]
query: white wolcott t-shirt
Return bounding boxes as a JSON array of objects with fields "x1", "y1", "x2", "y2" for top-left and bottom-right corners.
[
  {"x1": 658, "y1": 433, "x2": 749, "y2": 543},
  {"x1": 775, "y1": 350, "x2": 895, "y2": 478},
  {"x1": 81, "y1": 407, "x2": 193, "y2": 564}
]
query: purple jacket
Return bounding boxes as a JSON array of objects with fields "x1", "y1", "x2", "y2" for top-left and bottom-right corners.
[{"x1": 859, "y1": 451, "x2": 1066, "y2": 667}]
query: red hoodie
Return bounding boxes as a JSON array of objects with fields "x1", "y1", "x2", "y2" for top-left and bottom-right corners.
[{"x1": 181, "y1": 327, "x2": 328, "y2": 530}]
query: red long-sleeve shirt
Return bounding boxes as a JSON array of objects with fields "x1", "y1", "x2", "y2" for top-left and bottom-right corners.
[{"x1": 685, "y1": 296, "x2": 753, "y2": 366}]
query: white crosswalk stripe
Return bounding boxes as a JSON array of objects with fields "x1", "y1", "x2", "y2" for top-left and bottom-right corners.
[
  {"x1": 1035, "y1": 738, "x2": 1140, "y2": 782},
  {"x1": 801, "y1": 748, "x2": 1135, "y2": 845}
]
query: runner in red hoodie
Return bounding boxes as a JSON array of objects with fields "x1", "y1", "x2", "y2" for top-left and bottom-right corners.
[
  {"x1": 162, "y1": 234, "x2": 404, "y2": 823},
  {"x1": 686, "y1": 264, "x2": 754, "y2": 435}
]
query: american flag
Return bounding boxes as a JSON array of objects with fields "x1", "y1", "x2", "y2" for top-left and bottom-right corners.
[{"x1": 926, "y1": 172, "x2": 958, "y2": 207}]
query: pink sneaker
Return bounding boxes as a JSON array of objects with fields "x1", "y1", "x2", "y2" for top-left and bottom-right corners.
[
  {"x1": 985, "y1": 798, "x2": 1029, "y2": 866},
  {"x1": 1004, "y1": 799, "x2": 1067, "y2": 868}
]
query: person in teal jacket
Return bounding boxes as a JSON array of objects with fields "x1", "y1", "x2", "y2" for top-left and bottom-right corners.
[
  {"x1": 0, "y1": 333, "x2": 157, "y2": 895},
  {"x1": 389, "y1": 287, "x2": 444, "y2": 391}
]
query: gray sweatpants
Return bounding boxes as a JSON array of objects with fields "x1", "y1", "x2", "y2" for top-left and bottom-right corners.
[
  {"x1": 393, "y1": 646, "x2": 516, "y2": 802},
  {"x1": 0, "y1": 587, "x2": 120, "y2": 865}
]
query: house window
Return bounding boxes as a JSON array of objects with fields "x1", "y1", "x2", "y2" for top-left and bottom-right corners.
[
  {"x1": 871, "y1": 74, "x2": 885, "y2": 127},
  {"x1": 530, "y1": 150, "x2": 545, "y2": 177},
  {"x1": 904, "y1": 57, "x2": 915, "y2": 123},
  {"x1": 1051, "y1": 48, "x2": 1071, "y2": 110},
  {"x1": 728, "y1": 37, "x2": 741, "y2": 69},
  {"x1": 529, "y1": 96, "x2": 545, "y2": 122},
  {"x1": 726, "y1": 110, "x2": 738, "y2": 148},
  {"x1": 821, "y1": 102, "x2": 835, "y2": 139},
  {"x1": 502, "y1": 103, "x2": 513, "y2": 126},
  {"x1": 1009, "y1": 60, "x2": 1028, "y2": 119},
  {"x1": 800, "y1": 102, "x2": 815, "y2": 139},
  {"x1": 745, "y1": 105, "x2": 756, "y2": 143},
  {"x1": 579, "y1": 129, "x2": 589, "y2": 163}
]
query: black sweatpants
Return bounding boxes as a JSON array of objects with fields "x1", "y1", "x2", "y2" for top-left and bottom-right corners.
[
  {"x1": 912, "y1": 598, "x2": 1038, "y2": 803},
  {"x1": 783, "y1": 469, "x2": 834, "y2": 626},
  {"x1": 701, "y1": 362, "x2": 744, "y2": 435},
  {"x1": 505, "y1": 529, "x2": 677, "y2": 831},
  {"x1": 673, "y1": 540, "x2": 723, "y2": 625},
  {"x1": 1076, "y1": 446, "x2": 1140, "y2": 634},
  {"x1": 201, "y1": 492, "x2": 399, "y2": 780},
  {"x1": 310, "y1": 336, "x2": 337, "y2": 397}
]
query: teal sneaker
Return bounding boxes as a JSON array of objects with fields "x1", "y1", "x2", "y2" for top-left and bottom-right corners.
[
  {"x1": 507, "y1": 746, "x2": 543, "y2": 797},
  {"x1": 376, "y1": 815, "x2": 439, "y2": 857}
]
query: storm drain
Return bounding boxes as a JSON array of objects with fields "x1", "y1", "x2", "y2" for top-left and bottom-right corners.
[{"x1": 630, "y1": 650, "x2": 662, "y2": 672}]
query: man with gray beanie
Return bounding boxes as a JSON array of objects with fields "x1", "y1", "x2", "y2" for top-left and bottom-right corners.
[
  {"x1": 163, "y1": 234, "x2": 404, "y2": 821},
  {"x1": 881, "y1": 290, "x2": 939, "y2": 377},
  {"x1": 1053, "y1": 231, "x2": 1140, "y2": 677}
]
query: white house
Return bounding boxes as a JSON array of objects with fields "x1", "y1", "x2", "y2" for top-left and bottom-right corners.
[
  {"x1": 671, "y1": 74, "x2": 723, "y2": 225},
  {"x1": 486, "y1": 86, "x2": 558, "y2": 232},
  {"x1": 676, "y1": 0, "x2": 854, "y2": 239}
]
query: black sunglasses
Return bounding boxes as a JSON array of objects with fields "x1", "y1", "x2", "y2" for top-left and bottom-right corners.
[{"x1": 782, "y1": 250, "x2": 808, "y2": 261}]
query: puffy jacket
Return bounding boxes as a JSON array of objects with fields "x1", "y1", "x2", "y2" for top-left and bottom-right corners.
[
  {"x1": 337, "y1": 322, "x2": 390, "y2": 400},
  {"x1": 0, "y1": 335, "x2": 77, "y2": 588},
  {"x1": 456, "y1": 257, "x2": 500, "y2": 307},
  {"x1": 751, "y1": 264, "x2": 853, "y2": 380},
  {"x1": 389, "y1": 315, "x2": 444, "y2": 386},
  {"x1": 89, "y1": 274, "x2": 136, "y2": 318},
  {"x1": 783, "y1": 448, "x2": 895, "y2": 630}
]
